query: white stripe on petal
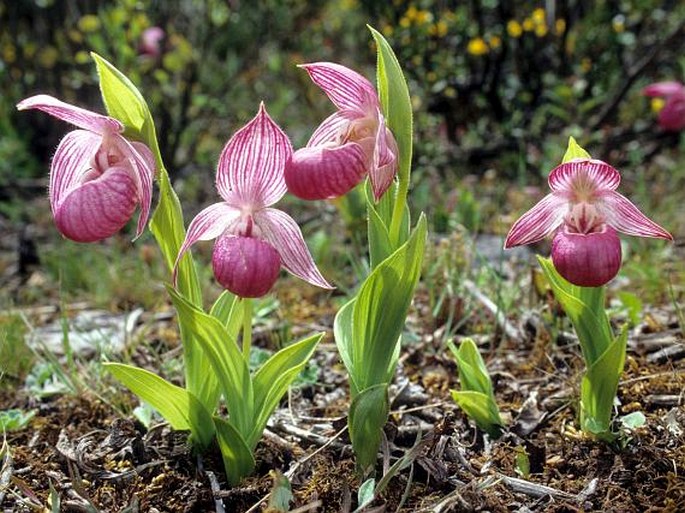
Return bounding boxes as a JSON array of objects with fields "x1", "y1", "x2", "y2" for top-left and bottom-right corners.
[
  {"x1": 504, "y1": 193, "x2": 566, "y2": 248},
  {"x1": 17, "y1": 94, "x2": 122, "y2": 134},
  {"x1": 300, "y1": 62, "x2": 378, "y2": 113},
  {"x1": 548, "y1": 159, "x2": 621, "y2": 194},
  {"x1": 600, "y1": 191, "x2": 673, "y2": 240}
]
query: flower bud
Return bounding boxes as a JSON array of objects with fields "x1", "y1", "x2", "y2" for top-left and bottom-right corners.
[
  {"x1": 212, "y1": 235, "x2": 281, "y2": 298},
  {"x1": 551, "y1": 225, "x2": 622, "y2": 287}
]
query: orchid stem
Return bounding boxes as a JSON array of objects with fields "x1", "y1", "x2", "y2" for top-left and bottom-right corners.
[
  {"x1": 388, "y1": 174, "x2": 410, "y2": 247},
  {"x1": 241, "y1": 298, "x2": 253, "y2": 361}
]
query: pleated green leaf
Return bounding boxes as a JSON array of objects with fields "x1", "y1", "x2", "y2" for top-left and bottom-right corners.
[
  {"x1": 349, "y1": 384, "x2": 389, "y2": 475},
  {"x1": 214, "y1": 416, "x2": 256, "y2": 486},
  {"x1": 104, "y1": 363, "x2": 214, "y2": 449},
  {"x1": 450, "y1": 390, "x2": 503, "y2": 438}
]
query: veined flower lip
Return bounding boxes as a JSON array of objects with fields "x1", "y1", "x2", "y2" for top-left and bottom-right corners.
[
  {"x1": 173, "y1": 103, "x2": 332, "y2": 296},
  {"x1": 16, "y1": 94, "x2": 156, "y2": 242}
]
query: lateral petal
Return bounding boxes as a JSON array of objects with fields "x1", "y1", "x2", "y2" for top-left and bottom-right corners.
[
  {"x1": 600, "y1": 191, "x2": 673, "y2": 240},
  {"x1": 369, "y1": 116, "x2": 398, "y2": 201},
  {"x1": 49, "y1": 130, "x2": 102, "y2": 216},
  {"x1": 120, "y1": 139, "x2": 156, "y2": 239},
  {"x1": 285, "y1": 142, "x2": 368, "y2": 200},
  {"x1": 54, "y1": 166, "x2": 139, "y2": 242},
  {"x1": 300, "y1": 62, "x2": 378, "y2": 112},
  {"x1": 548, "y1": 159, "x2": 621, "y2": 194},
  {"x1": 254, "y1": 208, "x2": 333, "y2": 289},
  {"x1": 504, "y1": 193, "x2": 566, "y2": 248},
  {"x1": 17, "y1": 94, "x2": 122, "y2": 134},
  {"x1": 173, "y1": 202, "x2": 242, "y2": 284},
  {"x1": 216, "y1": 103, "x2": 291, "y2": 208}
]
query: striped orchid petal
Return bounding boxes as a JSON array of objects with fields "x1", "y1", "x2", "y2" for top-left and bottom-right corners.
[
  {"x1": 123, "y1": 140, "x2": 156, "y2": 238},
  {"x1": 285, "y1": 142, "x2": 368, "y2": 200},
  {"x1": 216, "y1": 103, "x2": 290, "y2": 208},
  {"x1": 307, "y1": 110, "x2": 360, "y2": 147},
  {"x1": 17, "y1": 94, "x2": 123, "y2": 134},
  {"x1": 504, "y1": 193, "x2": 566, "y2": 248},
  {"x1": 300, "y1": 62, "x2": 378, "y2": 113},
  {"x1": 49, "y1": 130, "x2": 101, "y2": 214},
  {"x1": 600, "y1": 191, "x2": 673, "y2": 240},
  {"x1": 369, "y1": 113, "x2": 398, "y2": 201},
  {"x1": 173, "y1": 202, "x2": 242, "y2": 282},
  {"x1": 548, "y1": 159, "x2": 621, "y2": 194},
  {"x1": 254, "y1": 208, "x2": 333, "y2": 290},
  {"x1": 54, "y1": 166, "x2": 139, "y2": 243}
]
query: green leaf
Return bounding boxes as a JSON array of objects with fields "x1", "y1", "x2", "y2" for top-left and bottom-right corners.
[
  {"x1": 209, "y1": 290, "x2": 240, "y2": 327},
  {"x1": 104, "y1": 363, "x2": 214, "y2": 449},
  {"x1": 620, "y1": 411, "x2": 646, "y2": 430},
  {"x1": 349, "y1": 384, "x2": 389, "y2": 475},
  {"x1": 580, "y1": 325, "x2": 628, "y2": 437},
  {"x1": 0, "y1": 408, "x2": 36, "y2": 432},
  {"x1": 538, "y1": 257, "x2": 613, "y2": 363},
  {"x1": 357, "y1": 478, "x2": 376, "y2": 510},
  {"x1": 562, "y1": 136, "x2": 591, "y2": 163},
  {"x1": 366, "y1": 184, "x2": 410, "y2": 268},
  {"x1": 448, "y1": 339, "x2": 494, "y2": 395},
  {"x1": 368, "y1": 26, "x2": 412, "y2": 190},
  {"x1": 450, "y1": 390, "x2": 504, "y2": 438},
  {"x1": 351, "y1": 215, "x2": 427, "y2": 389},
  {"x1": 91, "y1": 52, "x2": 147, "y2": 134},
  {"x1": 249, "y1": 332, "x2": 323, "y2": 448},
  {"x1": 267, "y1": 472, "x2": 294, "y2": 512},
  {"x1": 333, "y1": 298, "x2": 360, "y2": 395},
  {"x1": 166, "y1": 286, "x2": 253, "y2": 437},
  {"x1": 213, "y1": 416, "x2": 256, "y2": 486}
]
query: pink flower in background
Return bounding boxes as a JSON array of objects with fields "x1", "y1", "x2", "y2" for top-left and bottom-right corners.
[
  {"x1": 173, "y1": 103, "x2": 332, "y2": 298},
  {"x1": 642, "y1": 81, "x2": 685, "y2": 132},
  {"x1": 17, "y1": 95, "x2": 155, "y2": 243},
  {"x1": 284, "y1": 62, "x2": 398, "y2": 201},
  {"x1": 505, "y1": 159, "x2": 672, "y2": 287},
  {"x1": 139, "y1": 26, "x2": 165, "y2": 58}
]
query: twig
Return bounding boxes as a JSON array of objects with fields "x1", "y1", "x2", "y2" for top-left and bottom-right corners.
[
  {"x1": 272, "y1": 421, "x2": 345, "y2": 449},
  {"x1": 205, "y1": 471, "x2": 226, "y2": 513},
  {"x1": 498, "y1": 474, "x2": 574, "y2": 500},
  {"x1": 463, "y1": 279, "x2": 522, "y2": 342}
]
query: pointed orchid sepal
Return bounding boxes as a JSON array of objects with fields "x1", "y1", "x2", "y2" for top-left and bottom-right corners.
[
  {"x1": 505, "y1": 153, "x2": 672, "y2": 287},
  {"x1": 16, "y1": 95, "x2": 156, "y2": 242},
  {"x1": 285, "y1": 62, "x2": 399, "y2": 202},
  {"x1": 173, "y1": 103, "x2": 333, "y2": 298}
]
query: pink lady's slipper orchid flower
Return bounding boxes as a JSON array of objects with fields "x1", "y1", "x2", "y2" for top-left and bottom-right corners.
[
  {"x1": 17, "y1": 95, "x2": 155, "y2": 243},
  {"x1": 173, "y1": 103, "x2": 332, "y2": 298},
  {"x1": 504, "y1": 159, "x2": 672, "y2": 287},
  {"x1": 284, "y1": 62, "x2": 398, "y2": 202},
  {"x1": 139, "y1": 26, "x2": 165, "y2": 58},
  {"x1": 642, "y1": 81, "x2": 685, "y2": 132}
]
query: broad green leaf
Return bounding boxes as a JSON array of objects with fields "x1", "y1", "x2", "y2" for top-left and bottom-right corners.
[
  {"x1": 562, "y1": 136, "x2": 591, "y2": 163},
  {"x1": 0, "y1": 408, "x2": 36, "y2": 432},
  {"x1": 448, "y1": 339, "x2": 494, "y2": 395},
  {"x1": 620, "y1": 411, "x2": 646, "y2": 430},
  {"x1": 209, "y1": 290, "x2": 245, "y2": 337},
  {"x1": 352, "y1": 215, "x2": 427, "y2": 389},
  {"x1": 369, "y1": 26, "x2": 412, "y2": 189},
  {"x1": 538, "y1": 257, "x2": 613, "y2": 363},
  {"x1": 366, "y1": 183, "x2": 410, "y2": 268},
  {"x1": 357, "y1": 478, "x2": 376, "y2": 510},
  {"x1": 580, "y1": 325, "x2": 628, "y2": 437},
  {"x1": 267, "y1": 472, "x2": 294, "y2": 512},
  {"x1": 249, "y1": 333, "x2": 323, "y2": 448},
  {"x1": 167, "y1": 286, "x2": 253, "y2": 437},
  {"x1": 333, "y1": 298, "x2": 360, "y2": 395},
  {"x1": 450, "y1": 390, "x2": 504, "y2": 438},
  {"x1": 349, "y1": 384, "x2": 389, "y2": 475},
  {"x1": 214, "y1": 416, "x2": 256, "y2": 486},
  {"x1": 91, "y1": 52, "x2": 147, "y2": 134},
  {"x1": 104, "y1": 363, "x2": 214, "y2": 449}
]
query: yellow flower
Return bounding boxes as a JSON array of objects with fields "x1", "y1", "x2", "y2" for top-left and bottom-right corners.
[
  {"x1": 650, "y1": 97, "x2": 666, "y2": 113},
  {"x1": 488, "y1": 35, "x2": 502, "y2": 49},
  {"x1": 612, "y1": 15, "x2": 625, "y2": 33},
  {"x1": 532, "y1": 8, "x2": 546, "y2": 23},
  {"x1": 522, "y1": 17, "x2": 534, "y2": 32},
  {"x1": 429, "y1": 20, "x2": 448, "y2": 37},
  {"x1": 555, "y1": 18, "x2": 566, "y2": 35},
  {"x1": 382, "y1": 24, "x2": 394, "y2": 37},
  {"x1": 416, "y1": 10, "x2": 433, "y2": 25},
  {"x1": 535, "y1": 23, "x2": 548, "y2": 37},
  {"x1": 467, "y1": 37, "x2": 489, "y2": 56},
  {"x1": 406, "y1": 5, "x2": 418, "y2": 21},
  {"x1": 507, "y1": 20, "x2": 523, "y2": 38},
  {"x1": 78, "y1": 14, "x2": 101, "y2": 33},
  {"x1": 399, "y1": 16, "x2": 410, "y2": 28}
]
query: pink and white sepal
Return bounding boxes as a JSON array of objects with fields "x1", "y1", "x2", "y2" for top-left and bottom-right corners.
[
  {"x1": 505, "y1": 158, "x2": 672, "y2": 287},
  {"x1": 17, "y1": 95, "x2": 155, "y2": 243}
]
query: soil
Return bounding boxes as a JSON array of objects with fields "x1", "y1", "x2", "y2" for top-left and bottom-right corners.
[{"x1": 1, "y1": 203, "x2": 684, "y2": 513}]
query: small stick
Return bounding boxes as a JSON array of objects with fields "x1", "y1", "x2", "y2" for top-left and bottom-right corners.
[{"x1": 463, "y1": 279, "x2": 522, "y2": 342}]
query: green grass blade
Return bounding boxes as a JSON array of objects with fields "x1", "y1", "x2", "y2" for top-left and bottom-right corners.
[{"x1": 214, "y1": 416, "x2": 256, "y2": 486}]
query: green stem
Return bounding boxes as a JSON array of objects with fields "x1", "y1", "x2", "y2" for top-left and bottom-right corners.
[
  {"x1": 241, "y1": 298, "x2": 253, "y2": 361},
  {"x1": 388, "y1": 177, "x2": 409, "y2": 247}
]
